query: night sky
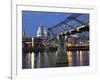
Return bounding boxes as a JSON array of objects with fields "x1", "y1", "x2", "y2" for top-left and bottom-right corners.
[{"x1": 22, "y1": 11, "x2": 89, "y2": 37}]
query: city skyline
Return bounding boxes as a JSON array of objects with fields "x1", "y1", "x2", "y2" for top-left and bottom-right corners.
[{"x1": 22, "y1": 11, "x2": 90, "y2": 68}]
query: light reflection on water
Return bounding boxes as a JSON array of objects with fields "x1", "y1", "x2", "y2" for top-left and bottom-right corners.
[
  {"x1": 67, "y1": 51, "x2": 73, "y2": 66},
  {"x1": 67, "y1": 51, "x2": 89, "y2": 66},
  {"x1": 22, "y1": 50, "x2": 89, "y2": 68}
]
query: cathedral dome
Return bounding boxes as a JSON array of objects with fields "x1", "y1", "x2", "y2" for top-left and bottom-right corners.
[{"x1": 36, "y1": 24, "x2": 47, "y2": 38}]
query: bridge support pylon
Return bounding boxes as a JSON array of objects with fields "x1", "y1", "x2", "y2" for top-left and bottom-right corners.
[{"x1": 56, "y1": 36, "x2": 68, "y2": 67}]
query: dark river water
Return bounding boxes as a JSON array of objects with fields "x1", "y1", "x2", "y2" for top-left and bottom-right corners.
[{"x1": 22, "y1": 50, "x2": 89, "y2": 69}]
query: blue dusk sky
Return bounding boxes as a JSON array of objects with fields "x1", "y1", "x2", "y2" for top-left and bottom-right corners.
[{"x1": 22, "y1": 11, "x2": 89, "y2": 37}]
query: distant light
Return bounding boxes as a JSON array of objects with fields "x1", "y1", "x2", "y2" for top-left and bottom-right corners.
[{"x1": 71, "y1": 34, "x2": 79, "y2": 38}]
